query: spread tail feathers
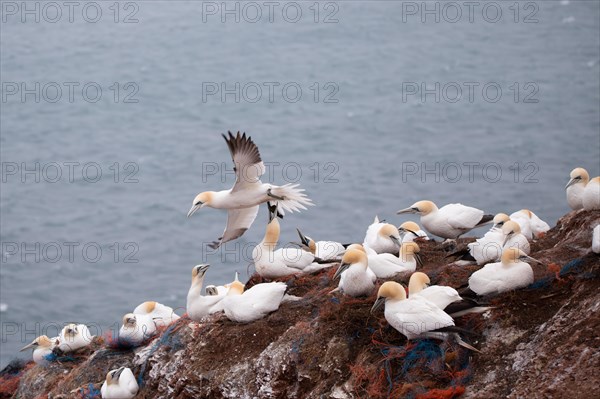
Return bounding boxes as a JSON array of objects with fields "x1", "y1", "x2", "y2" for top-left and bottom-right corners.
[{"x1": 269, "y1": 184, "x2": 314, "y2": 215}]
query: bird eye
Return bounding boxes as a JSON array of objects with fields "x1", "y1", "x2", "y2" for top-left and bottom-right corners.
[{"x1": 412, "y1": 207, "x2": 419, "y2": 211}]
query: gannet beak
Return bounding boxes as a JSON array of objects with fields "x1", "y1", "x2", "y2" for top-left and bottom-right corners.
[
  {"x1": 268, "y1": 202, "x2": 279, "y2": 222},
  {"x1": 565, "y1": 178, "x2": 578, "y2": 189},
  {"x1": 400, "y1": 228, "x2": 419, "y2": 238},
  {"x1": 414, "y1": 252, "x2": 424, "y2": 268},
  {"x1": 114, "y1": 367, "x2": 125, "y2": 379},
  {"x1": 502, "y1": 234, "x2": 512, "y2": 247},
  {"x1": 187, "y1": 203, "x2": 202, "y2": 218},
  {"x1": 20, "y1": 342, "x2": 35, "y2": 351},
  {"x1": 397, "y1": 207, "x2": 417, "y2": 215},
  {"x1": 196, "y1": 264, "x2": 210, "y2": 276},
  {"x1": 524, "y1": 255, "x2": 544, "y2": 265},
  {"x1": 296, "y1": 228, "x2": 310, "y2": 247},
  {"x1": 333, "y1": 263, "x2": 350, "y2": 281},
  {"x1": 389, "y1": 235, "x2": 401, "y2": 246},
  {"x1": 371, "y1": 297, "x2": 385, "y2": 314}
]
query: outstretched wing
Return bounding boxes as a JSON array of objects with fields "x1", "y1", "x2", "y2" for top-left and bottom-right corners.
[
  {"x1": 209, "y1": 206, "x2": 259, "y2": 249},
  {"x1": 222, "y1": 131, "x2": 265, "y2": 192}
]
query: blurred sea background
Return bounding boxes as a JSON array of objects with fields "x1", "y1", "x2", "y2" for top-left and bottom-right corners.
[{"x1": 1, "y1": 0, "x2": 599, "y2": 367}]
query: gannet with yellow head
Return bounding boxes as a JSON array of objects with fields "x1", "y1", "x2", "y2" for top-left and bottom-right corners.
[
  {"x1": 20, "y1": 335, "x2": 56, "y2": 365},
  {"x1": 332, "y1": 247, "x2": 376, "y2": 297},
  {"x1": 397, "y1": 200, "x2": 493, "y2": 239},
  {"x1": 187, "y1": 264, "x2": 229, "y2": 321},
  {"x1": 363, "y1": 216, "x2": 401, "y2": 254},
  {"x1": 118, "y1": 313, "x2": 157, "y2": 346},
  {"x1": 296, "y1": 228, "x2": 345, "y2": 260},
  {"x1": 502, "y1": 221, "x2": 530, "y2": 254},
  {"x1": 366, "y1": 242, "x2": 423, "y2": 278},
  {"x1": 222, "y1": 280, "x2": 287, "y2": 323},
  {"x1": 468, "y1": 248, "x2": 541, "y2": 295},
  {"x1": 133, "y1": 301, "x2": 180, "y2": 327},
  {"x1": 55, "y1": 323, "x2": 92, "y2": 354},
  {"x1": 187, "y1": 132, "x2": 313, "y2": 249},
  {"x1": 565, "y1": 167, "x2": 589, "y2": 210},
  {"x1": 101, "y1": 367, "x2": 139, "y2": 399},
  {"x1": 398, "y1": 221, "x2": 430, "y2": 243}
]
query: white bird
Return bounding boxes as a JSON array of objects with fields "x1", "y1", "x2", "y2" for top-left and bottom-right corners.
[
  {"x1": 20, "y1": 335, "x2": 57, "y2": 365},
  {"x1": 133, "y1": 301, "x2": 179, "y2": 327},
  {"x1": 187, "y1": 264, "x2": 229, "y2": 321},
  {"x1": 222, "y1": 280, "x2": 287, "y2": 323},
  {"x1": 371, "y1": 281, "x2": 479, "y2": 351},
  {"x1": 502, "y1": 221, "x2": 531, "y2": 255},
  {"x1": 101, "y1": 367, "x2": 139, "y2": 399},
  {"x1": 55, "y1": 323, "x2": 93, "y2": 353},
  {"x1": 468, "y1": 248, "x2": 540, "y2": 296},
  {"x1": 363, "y1": 216, "x2": 401, "y2": 254},
  {"x1": 332, "y1": 246, "x2": 376, "y2": 297},
  {"x1": 398, "y1": 221, "x2": 430, "y2": 243},
  {"x1": 118, "y1": 313, "x2": 157, "y2": 346},
  {"x1": 582, "y1": 176, "x2": 600, "y2": 210},
  {"x1": 366, "y1": 242, "x2": 422, "y2": 279},
  {"x1": 408, "y1": 272, "x2": 490, "y2": 317},
  {"x1": 453, "y1": 213, "x2": 509, "y2": 265},
  {"x1": 593, "y1": 225, "x2": 600, "y2": 254},
  {"x1": 296, "y1": 228, "x2": 345, "y2": 260},
  {"x1": 509, "y1": 209, "x2": 551, "y2": 240},
  {"x1": 397, "y1": 200, "x2": 493, "y2": 239},
  {"x1": 565, "y1": 167, "x2": 589, "y2": 210},
  {"x1": 204, "y1": 272, "x2": 238, "y2": 313},
  {"x1": 187, "y1": 132, "x2": 313, "y2": 249}
]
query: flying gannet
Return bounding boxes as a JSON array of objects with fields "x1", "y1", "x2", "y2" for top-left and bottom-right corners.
[
  {"x1": 20, "y1": 335, "x2": 57, "y2": 365},
  {"x1": 582, "y1": 176, "x2": 600, "y2": 210},
  {"x1": 101, "y1": 367, "x2": 139, "y2": 399},
  {"x1": 118, "y1": 313, "x2": 157, "y2": 346},
  {"x1": 398, "y1": 221, "x2": 430, "y2": 243},
  {"x1": 332, "y1": 246, "x2": 376, "y2": 297},
  {"x1": 509, "y1": 209, "x2": 550, "y2": 240},
  {"x1": 371, "y1": 281, "x2": 479, "y2": 351},
  {"x1": 55, "y1": 323, "x2": 93, "y2": 354},
  {"x1": 363, "y1": 216, "x2": 401, "y2": 254},
  {"x1": 187, "y1": 264, "x2": 228, "y2": 321},
  {"x1": 188, "y1": 132, "x2": 313, "y2": 249},
  {"x1": 397, "y1": 200, "x2": 493, "y2": 239},
  {"x1": 222, "y1": 280, "x2": 287, "y2": 323},
  {"x1": 133, "y1": 301, "x2": 180, "y2": 327},
  {"x1": 468, "y1": 248, "x2": 541, "y2": 296},
  {"x1": 565, "y1": 167, "x2": 589, "y2": 210}
]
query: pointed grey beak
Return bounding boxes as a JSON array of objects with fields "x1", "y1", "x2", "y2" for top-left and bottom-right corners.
[
  {"x1": 114, "y1": 367, "x2": 125, "y2": 380},
  {"x1": 389, "y1": 235, "x2": 401, "y2": 246},
  {"x1": 565, "y1": 178, "x2": 578, "y2": 190},
  {"x1": 195, "y1": 264, "x2": 210, "y2": 276},
  {"x1": 371, "y1": 297, "x2": 385, "y2": 314},
  {"x1": 502, "y1": 233, "x2": 513, "y2": 247},
  {"x1": 333, "y1": 263, "x2": 350, "y2": 281},
  {"x1": 296, "y1": 228, "x2": 310, "y2": 247},
  {"x1": 187, "y1": 203, "x2": 201, "y2": 217},
  {"x1": 414, "y1": 252, "x2": 424, "y2": 268},
  {"x1": 397, "y1": 207, "x2": 417, "y2": 215},
  {"x1": 399, "y1": 228, "x2": 419, "y2": 238},
  {"x1": 20, "y1": 342, "x2": 36, "y2": 352},
  {"x1": 523, "y1": 255, "x2": 544, "y2": 265}
]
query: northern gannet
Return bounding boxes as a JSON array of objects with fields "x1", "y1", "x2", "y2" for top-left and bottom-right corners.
[
  {"x1": 509, "y1": 209, "x2": 550, "y2": 240},
  {"x1": 502, "y1": 221, "x2": 530, "y2": 254},
  {"x1": 55, "y1": 323, "x2": 92, "y2": 353},
  {"x1": 296, "y1": 228, "x2": 345, "y2": 260},
  {"x1": 453, "y1": 213, "x2": 508, "y2": 265},
  {"x1": 118, "y1": 313, "x2": 157, "y2": 346},
  {"x1": 332, "y1": 247, "x2": 376, "y2": 297},
  {"x1": 593, "y1": 225, "x2": 600, "y2": 254},
  {"x1": 363, "y1": 216, "x2": 401, "y2": 254},
  {"x1": 101, "y1": 367, "x2": 139, "y2": 399},
  {"x1": 582, "y1": 176, "x2": 600, "y2": 210},
  {"x1": 408, "y1": 272, "x2": 490, "y2": 317},
  {"x1": 371, "y1": 281, "x2": 479, "y2": 351},
  {"x1": 222, "y1": 280, "x2": 287, "y2": 323},
  {"x1": 398, "y1": 221, "x2": 429, "y2": 243},
  {"x1": 133, "y1": 301, "x2": 180, "y2": 327},
  {"x1": 397, "y1": 200, "x2": 493, "y2": 239},
  {"x1": 187, "y1": 132, "x2": 313, "y2": 249},
  {"x1": 366, "y1": 242, "x2": 422, "y2": 278},
  {"x1": 468, "y1": 248, "x2": 540, "y2": 296},
  {"x1": 565, "y1": 167, "x2": 589, "y2": 210},
  {"x1": 204, "y1": 272, "x2": 238, "y2": 313},
  {"x1": 187, "y1": 264, "x2": 228, "y2": 321},
  {"x1": 20, "y1": 335, "x2": 56, "y2": 365}
]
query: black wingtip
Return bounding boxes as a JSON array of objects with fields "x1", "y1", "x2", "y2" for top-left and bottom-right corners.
[{"x1": 477, "y1": 214, "x2": 495, "y2": 226}]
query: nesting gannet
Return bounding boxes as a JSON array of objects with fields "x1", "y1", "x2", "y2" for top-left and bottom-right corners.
[
  {"x1": 453, "y1": 213, "x2": 508, "y2": 265},
  {"x1": 397, "y1": 201, "x2": 493, "y2": 239},
  {"x1": 592, "y1": 225, "x2": 600, "y2": 254},
  {"x1": 408, "y1": 272, "x2": 490, "y2": 317},
  {"x1": 468, "y1": 248, "x2": 540, "y2": 296},
  {"x1": 55, "y1": 323, "x2": 93, "y2": 353},
  {"x1": 501, "y1": 221, "x2": 530, "y2": 254},
  {"x1": 398, "y1": 221, "x2": 430, "y2": 243},
  {"x1": 187, "y1": 264, "x2": 228, "y2": 321},
  {"x1": 133, "y1": 301, "x2": 180, "y2": 327},
  {"x1": 118, "y1": 313, "x2": 157, "y2": 346},
  {"x1": 187, "y1": 132, "x2": 313, "y2": 249},
  {"x1": 20, "y1": 335, "x2": 56, "y2": 365},
  {"x1": 101, "y1": 367, "x2": 139, "y2": 399},
  {"x1": 222, "y1": 280, "x2": 287, "y2": 323},
  {"x1": 582, "y1": 176, "x2": 600, "y2": 210},
  {"x1": 332, "y1": 247, "x2": 376, "y2": 297},
  {"x1": 371, "y1": 282, "x2": 479, "y2": 351},
  {"x1": 565, "y1": 167, "x2": 589, "y2": 210},
  {"x1": 509, "y1": 209, "x2": 550, "y2": 240},
  {"x1": 363, "y1": 216, "x2": 401, "y2": 254},
  {"x1": 296, "y1": 228, "x2": 345, "y2": 260},
  {"x1": 367, "y1": 242, "x2": 422, "y2": 278}
]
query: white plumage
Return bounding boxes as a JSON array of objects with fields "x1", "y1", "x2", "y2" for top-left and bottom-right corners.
[
  {"x1": 118, "y1": 313, "x2": 156, "y2": 346},
  {"x1": 222, "y1": 281, "x2": 287, "y2": 323},
  {"x1": 133, "y1": 301, "x2": 179, "y2": 327},
  {"x1": 592, "y1": 225, "x2": 600, "y2": 254},
  {"x1": 334, "y1": 247, "x2": 376, "y2": 297},
  {"x1": 366, "y1": 243, "x2": 420, "y2": 278},
  {"x1": 101, "y1": 367, "x2": 139, "y2": 399},
  {"x1": 187, "y1": 265, "x2": 228, "y2": 321},
  {"x1": 20, "y1": 335, "x2": 57, "y2": 365},
  {"x1": 509, "y1": 209, "x2": 550, "y2": 240},
  {"x1": 582, "y1": 177, "x2": 600, "y2": 210},
  {"x1": 363, "y1": 216, "x2": 401, "y2": 254},
  {"x1": 55, "y1": 323, "x2": 92, "y2": 353},
  {"x1": 565, "y1": 167, "x2": 589, "y2": 210},
  {"x1": 468, "y1": 248, "x2": 535, "y2": 296}
]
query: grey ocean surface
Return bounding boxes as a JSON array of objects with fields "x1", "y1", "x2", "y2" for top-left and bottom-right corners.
[{"x1": 1, "y1": 1, "x2": 599, "y2": 367}]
